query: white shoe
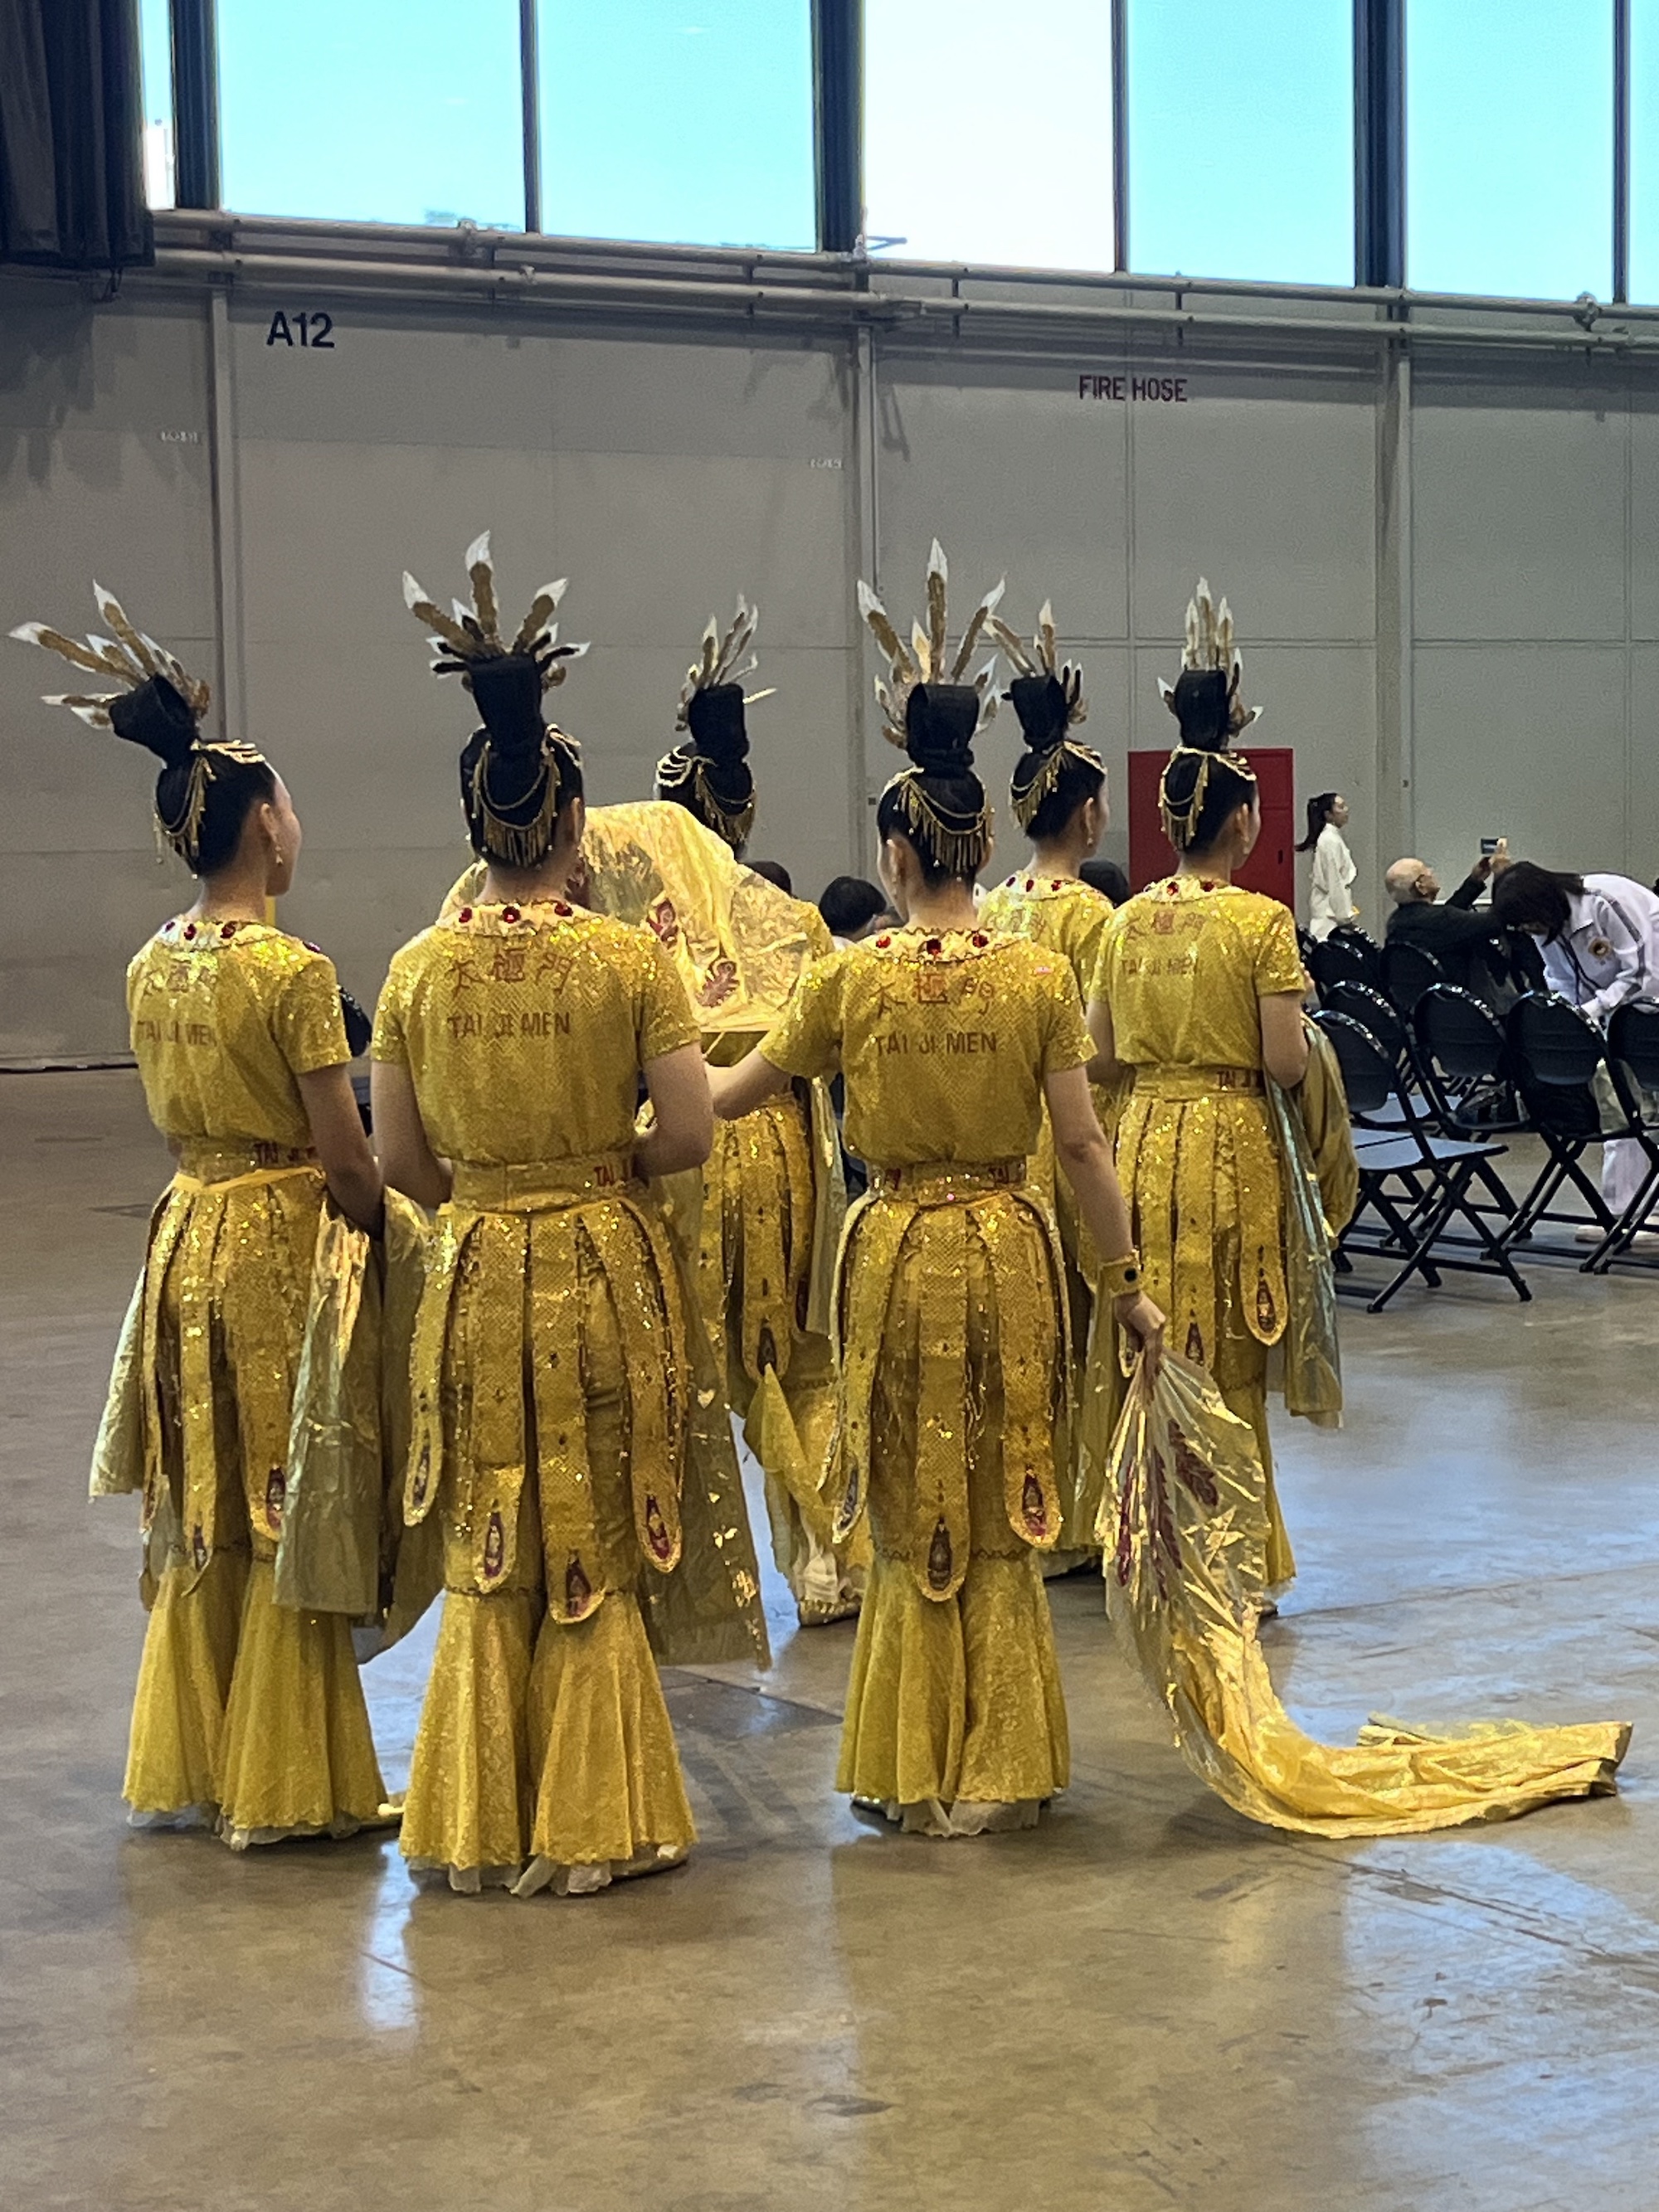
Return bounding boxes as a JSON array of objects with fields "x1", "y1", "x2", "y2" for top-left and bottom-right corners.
[{"x1": 1575, "y1": 1224, "x2": 1609, "y2": 1245}]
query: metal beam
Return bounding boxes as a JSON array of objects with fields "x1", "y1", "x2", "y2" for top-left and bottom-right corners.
[
  {"x1": 1614, "y1": 0, "x2": 1631, "y2": 303},
  {"x1": 170, "y1": 0, "x2": 220, "y2": 210},
  {"x1": 1354, "y1": 0, "x2": 1404, "y2": 289},
  {"x1": 1111, "y1": 0, "x2": 1129, "y2": 272},
  {"x1": 812, "y1": 0, "x2": 861, "y2": 253},
  {"x1": 520, "y1": 0, "x2": 542, "y2": 235}
]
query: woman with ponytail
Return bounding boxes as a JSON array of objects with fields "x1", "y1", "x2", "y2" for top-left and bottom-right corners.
[
  {"x1": 13, "y1": 589, "x2": 387, "y2": 1847},
  {"x1": 709, "y1": 546, "x2": 1162, "y2": 1838},
  {"x1": 374, "y1": 539, "x2": 766, "y2": 1897},
  {"x1": 1298, "y1": 790, "x2": 1358, "y2": 941},
  {"x1": 1087, "y1": 582, "x2": 1314, "y2": 1603}
]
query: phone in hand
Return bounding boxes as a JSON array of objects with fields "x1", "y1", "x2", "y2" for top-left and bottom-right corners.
[{"x1": 1480, "y1": 837, "x2": 1501, "y2": 857}]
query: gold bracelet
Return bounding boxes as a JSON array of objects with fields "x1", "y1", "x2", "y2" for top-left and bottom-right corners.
[{"x1": 1098, "y1": 1251, "x2": 1143, "y2": 1300}]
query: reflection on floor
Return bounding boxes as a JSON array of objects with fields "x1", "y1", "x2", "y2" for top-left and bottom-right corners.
[{"x1": 5, "y1": 1071, "x2": 1657, "y2": 2212}]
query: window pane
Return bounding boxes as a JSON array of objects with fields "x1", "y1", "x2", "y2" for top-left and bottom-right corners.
[
  {"x1": 1407, "y1": 0, "x2": 1611, "y2": 299},
  {"x1": 1127, "y1": 1, "x2": 1353, "y2": 286},
  {"x1": 219, "y1": 0, "x2": 524, "y2": 229},
  {"x1": 538, "y1": 1, "x2": 814, "y2": 250},
  {"x1": 864, "y1": 0, "x2": 1113, "y2": 269},
  {"x1": 1632, "y1": 0, "x2": 1659, "y2": 299},
  {"x1": 139, "y1": 0, "x2": 173, "y2": 208}
]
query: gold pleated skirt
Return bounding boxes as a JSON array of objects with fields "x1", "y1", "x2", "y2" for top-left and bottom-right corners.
[
  {"x1": 399, "y1": 1211, "x2": 696, "y2": 1894},
  {"x1": 833, "y1": 1185, "x2": 1070, "y2": 1829},
  {"x1": 121, "y1": 1164, "x2": 386, "y2": 1844}
]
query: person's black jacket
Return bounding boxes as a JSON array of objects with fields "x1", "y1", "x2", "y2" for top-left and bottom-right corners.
[{"x1": 1384, "y1": 873, "x2": 1506, "y2": 993}]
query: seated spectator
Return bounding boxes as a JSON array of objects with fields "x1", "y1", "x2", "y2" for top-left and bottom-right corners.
[
  {"x1": 818, "y1": 873, "x2": 888, "y2": 948},
  {"x1": 1079, "y1": 858, "x2": 1131, "y2": 907},
  {"x1": 1384, "y1": 848, "x2": 1507, "y2": 994}
]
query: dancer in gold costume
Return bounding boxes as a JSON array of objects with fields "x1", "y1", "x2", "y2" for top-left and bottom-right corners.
[
  {"x1": 710, "y1": 545, "x2": 1163, "y2": 1835},
  {"x1": 377, "y1": 540, "x2": 765, "y2": 1895},
  {"x1": 978, "y1": 604, "x2": 1119, "y2": 1560},
  {"x1": 1087, "y1": 584, "x2": 1311, "y2": 1600},
  {"x1": 655, "y1": 603, "x2": 863, "y2": 1625},
  {"x1": 14, "y1": 589, "x2": 387, "y2": 1845}
]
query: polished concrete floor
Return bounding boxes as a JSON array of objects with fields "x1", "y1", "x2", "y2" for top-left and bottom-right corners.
[{"x1": 5, "y1": 1070, "x2": 1658, "y2": 2212}]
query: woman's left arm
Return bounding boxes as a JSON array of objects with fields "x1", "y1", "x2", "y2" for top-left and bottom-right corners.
[
  {"x1": 370, "y1": 1060, "x2": 450, "y2": 1210},
  {"x1": 1583, "y1": 893, "x2": 1651, "y2": 1022},
  {"x1": 708, "y1": 1050, "x2": 792, "y2": 1122}
]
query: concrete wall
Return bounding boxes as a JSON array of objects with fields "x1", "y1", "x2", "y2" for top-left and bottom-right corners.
[{"x1": 2, "y1": 266, "x2": 1656, "y2": 1060}]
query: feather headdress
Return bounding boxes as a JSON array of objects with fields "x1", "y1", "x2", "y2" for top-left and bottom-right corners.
[
  {"x1": 656, "y1": 596, "x2": 768, "y2": 853},
  {"x1": 11, "y1": 586, "x2": 257, "y2": 868},
  {"x1": 672, "y1": 596, "x2": 774, "y2": 731},
  {"x1": 402, "y1": 530, "x2": 589, "y2": 691},
  {"x1": 1157, "y1": 577, "x2": 1261, "y2": 851},
  {"x1": 988, "y1": 598, "x2": 1104, "y2": 833},
  {"x1": 1157, "y1": 576, "x2": 1260, "y2": 736},
  {"x1": 403, "y1": 533, "x2": 590, "y2": 868},
  {"x1": 857, "y1": 538, "x2": 1005, "y2": 748}
]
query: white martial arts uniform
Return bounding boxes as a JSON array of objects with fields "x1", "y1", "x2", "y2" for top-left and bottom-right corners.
[
  {"x1": 1539, "y1": 873, "x2": 1659, "y2": 1215},
  {"x1": 1307, "y1": 822, "x2": 1359, "y2": 941}
]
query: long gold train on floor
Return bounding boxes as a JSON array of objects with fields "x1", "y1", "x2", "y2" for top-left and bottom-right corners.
[{"x1": 1099, "y1": 1354, "x2": 1630, "y2": 1835}]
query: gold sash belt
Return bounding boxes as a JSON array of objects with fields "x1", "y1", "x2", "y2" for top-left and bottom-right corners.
[
  {"x1": 868, "y1": 1158, "x2": 1028, "y2": 1203},
  {"x1": 173, "y1": 1138, "x2": 320, "y2": 1191},
  {"x1": 449, "y1": 1151, "x2": 639, "y2": 1212},
  {"x1": 1132, "y1": 1066, "x2": 1263, "y2": 1101}
]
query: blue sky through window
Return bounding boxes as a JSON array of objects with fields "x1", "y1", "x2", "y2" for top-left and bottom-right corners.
[{"x1": 1407, "y1": 0, "x2": 1612, "y2": 299}]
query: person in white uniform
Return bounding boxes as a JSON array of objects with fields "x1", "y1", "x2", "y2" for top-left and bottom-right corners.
[
  {"x1": 1491, "y1": 860, "x2": 1659, "y2": 1227},
  {"x1": 1298, "y1": 792, "x2": 1358, "y2": 941}
]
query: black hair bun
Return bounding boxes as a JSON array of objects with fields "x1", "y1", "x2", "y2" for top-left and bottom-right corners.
[
  {"x1": 108, "y1": 674, "x2": 197, "y2": 767},
  {"x1": 1009, "y1": 672, "x2": 1068, "y2": 751},
  {"x1": 904, "y1": 682, "x2": 980, "y2": 773},
  {"x1": 467, "y1": 654, "x2": 545, "y2": 757},
  {"x1": 684, "y1": 683, "x2": 749, "y2": 763},
  {"x1": 1170, "y1": 668, "x2": 1233, "y2": 751}
]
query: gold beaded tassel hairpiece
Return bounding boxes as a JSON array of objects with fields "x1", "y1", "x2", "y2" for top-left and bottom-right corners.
[
  {"x1": 986, "y1": 598, "x2": 1101, "y2": 832},
  {"x1": 1155, "y1": 576, "x2": 1261, "y2": 849},
  {"x1": 403, "y1": 532, "x2": 589, "y2": 865},
  {"x1": 857, "y1": 538, "x2": 1004, "y2": 873},
  {"x1": 9, "y1": 585, "x2": 251, "y2": 868}
]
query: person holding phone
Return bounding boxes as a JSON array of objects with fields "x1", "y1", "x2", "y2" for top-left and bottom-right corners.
[{"x1": 1383, "y1": 841, "x2": 1509, "y2": 995}]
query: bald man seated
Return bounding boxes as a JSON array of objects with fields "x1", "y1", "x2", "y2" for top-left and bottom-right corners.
[{"x1": 1384, "y1": 849, "x2": 1506, "y2": 995}]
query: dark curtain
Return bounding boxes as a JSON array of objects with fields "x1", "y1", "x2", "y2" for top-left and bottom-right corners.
[{"x1": 0, "y1": 0, "x2": 152, "y2": 268}]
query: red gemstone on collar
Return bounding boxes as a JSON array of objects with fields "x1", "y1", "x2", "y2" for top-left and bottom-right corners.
[
  {"x1": 182, "y1": 923, "x2": 197, "y2": 939},
  {"x1": 501, "y1": 905, "x2": 521, "y2": 924},
  {"x1": 1024, "y1": 877, "x2": 1036, "y2": 892},
  {"x1": 219, "y1": 921, "x2": 236, "y2": 940},
  {"x1": 553, "y1": 901, "x2": 572, "y2": 917},
  {"x1": 457, "y1": 907, "x2": 473, "y2": 924},
  {"x1": 875, "y1": 934, "x2": 891, "y2": 948},
  {"x1": 923, "y1": 936, "x2": 942, "y2": 955},
  {"x1": 971, "y1": 931, "x2": 989, "y2": 948},
  {"x1": 1050, "y1": 878, "x2": 1063, "y2": 889},
  {"x1": 1200, "y1": 878, "x2": 1219, "y2": 892}
]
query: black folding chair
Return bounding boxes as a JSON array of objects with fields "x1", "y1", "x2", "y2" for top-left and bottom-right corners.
[
  {"x1": 1312, "y1": 1011, "x2": 1530, "y2": 1312},
  {"x1": 1584, "y1": 1001, "x2": 1659, "y2": 1271},
  {"x1": 1411, "y1": 983, "x2": 1525, "y2": 1228},
  {"x1": 1319, "y1": 981, "x2": 1415, "y2": 1123},
  {"x1": 1502, "y1": 994, "x2": 1622, "y2": 1255},
  {"x1": 1379, "y1": 937, "x2": 1445, "y2": 1018},
  {"x1": 1296, "y1": 923, "x2": 1319, "y2": 965},
  {"x1": 1308, "y1": 933, "x2": 1373, "y2": 999}
]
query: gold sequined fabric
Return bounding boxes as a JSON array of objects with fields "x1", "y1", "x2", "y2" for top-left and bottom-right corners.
[
  {"x1": 980, "y1": 869, "x2": 1128, "y2": 1548},
  {"x1": 377, "y1": 897, "x2": 766, "y2": 1886},
  {"x1": 108, "y1": 920, "x2": 382, "y2": 1840},
  {"x1": 762, "y1": 930, "x2": 1085, "y2": 1821},
  {"x1": 1102, "y1": 1356, "x2": 1630, "y2": 1834}
]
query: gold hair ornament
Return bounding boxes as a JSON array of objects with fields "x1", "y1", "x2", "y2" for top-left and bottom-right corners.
[
  {"x1": 653, "y1": 746, "x2": 756, "y2": 849},
  {"x1": 1156, "y1": 576, "x2": 1261, "y2": 850},
  {"x1": 859, "y1": 540, "x2": 1001, "y2": 873},
  {"x1": 404, "y1": 532, "x2": 588, "y2": 865},
  {"x1": 987, "y1": 598, "x2": 1103, "y2": 831},
  {"x1": 10, "y1": 585, "x2": 258, "y2": 868},
  {"x1": 674, "y1": 596, "x2": 775, "y2": 729}
]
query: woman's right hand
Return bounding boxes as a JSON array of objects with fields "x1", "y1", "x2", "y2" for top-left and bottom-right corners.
[{"x1": 1114, "y1": 1290, "x2": 1165, "y2": 1371}]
